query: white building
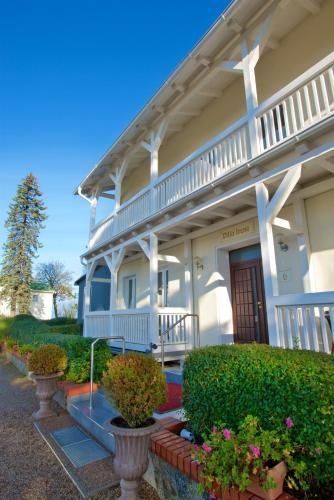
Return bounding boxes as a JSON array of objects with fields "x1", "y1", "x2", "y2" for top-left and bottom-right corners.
[
  {"x1": 76, "y1": 0, "x2": 334, "y2": 362},
  {"x1": 0, "y1": 285, "x2": 54, "y2": 320}
]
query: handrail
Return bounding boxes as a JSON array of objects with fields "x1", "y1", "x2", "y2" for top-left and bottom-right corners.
[
  {"x1": 89, "y1": 335, "x2": 125, "y2": 411},
  {"x1": 159, "y1": 313, "x2": 200, "y2": 369}
]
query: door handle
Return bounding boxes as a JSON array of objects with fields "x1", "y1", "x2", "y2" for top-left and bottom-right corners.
[{"x1": 257, "y1": 301, "x2": 263, "y2": 310}]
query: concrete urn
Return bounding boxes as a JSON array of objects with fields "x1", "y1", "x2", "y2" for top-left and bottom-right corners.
[
  {"x1": 33, "y1": 372, "x2": 62, "y2": 420},
  {"x1": 105, "y1": 417, "x2": 161, "y2": 500}
]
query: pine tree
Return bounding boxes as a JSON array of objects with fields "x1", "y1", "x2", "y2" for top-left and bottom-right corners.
[{"x1": 0, "y1": 173, "x2": 47, "y2": 314}]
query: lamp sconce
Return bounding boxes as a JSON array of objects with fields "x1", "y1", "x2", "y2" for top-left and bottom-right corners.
[
  {"x1": 194, "y1": 256, "x2": 204, "y2": 271},
  {"x1": 276, "y1": 234, "x2": 289, "y2": 252}
]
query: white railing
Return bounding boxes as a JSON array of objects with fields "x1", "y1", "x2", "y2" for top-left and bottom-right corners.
[
  {"x1": 84, "y1": 311, "x2": 111, "y2": 338},
  {"x1": 158, "y1": 310, "x2": 190, "y2": 344},
  {"x1": 88, "y1": 53, "x2": 334, "y2": 250},
  {"x1": 111, "y1": 309, "x2": 150, "y2": 345},
  {"x1": 273, "y1": 293, "x2": 334, "y2": 354},
  {"x1": 115, "y1": 188, "x2": 151, "y2": 235},
  {"x1": 89, "y1": 214, "x2": 114, "y2": 249},
  {"x1": 257, "y1": 54, "x2": 334, "y2": 152},
  {"x1": 155, "y1": 121, "x2": 249, "y2": 211}
]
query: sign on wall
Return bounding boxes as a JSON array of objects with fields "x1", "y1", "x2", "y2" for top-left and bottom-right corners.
[{"x1": 221, "y1": 219, "x2": 258, "y2": 242}]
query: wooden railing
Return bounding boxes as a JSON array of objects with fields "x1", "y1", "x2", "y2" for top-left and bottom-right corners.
[
  {"x1": 84, "y1": 311, "x2": 111, "y2": 338},
  {"x1": 257, "y1": 54, "x2": 334, "y2": 152},
  {"x1": 273, "y1": 292, "x2": 334, "y2": 354},
  {"x1": 154, "y1": 121, "x2": 249, "y2": 211},
  {"x1": 111, "y1": 309, "x2": 150, "y2": 345},
  {"x1": 88, "y1": 53, "x2": 334, "y2": 250}
]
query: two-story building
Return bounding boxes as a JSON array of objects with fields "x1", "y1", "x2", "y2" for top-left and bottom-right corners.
[{"x1": 76, "y1": 0, "x2": 334, "y2": 363}]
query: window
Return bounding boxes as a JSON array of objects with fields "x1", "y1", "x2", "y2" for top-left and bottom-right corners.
[
  {"x1": 32, "y1": 294, "x2": 39, "y2": 303},
  {"x1": 124, "y1": 275, "x2": 136, "y2": 309},
  {"x1": 158, "y1": 269, "x2": 169, "y2": 307},
  {"x1": 90, "y1": 281, "x2": 110, "y2": 312}
]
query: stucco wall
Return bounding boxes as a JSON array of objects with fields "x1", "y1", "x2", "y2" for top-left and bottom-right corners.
[{"x1": 29, "y1": 292, "x2": 54, "y2": 320}]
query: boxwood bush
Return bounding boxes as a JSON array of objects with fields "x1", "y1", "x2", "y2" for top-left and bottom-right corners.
[{"x1": 183, "y1": 344, "x2": 334, "y2": 492}]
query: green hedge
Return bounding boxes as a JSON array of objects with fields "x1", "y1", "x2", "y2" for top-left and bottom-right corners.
[
  {"x1": 9, "y1": 316, "x2": 82, "y2": 336},
  {"x1": 0, "y1": 317, "x2": 14, "y2": 340},
  {"x1": 7, "y1": 316, "x2": 110, "y2": 383},
  {"x1": 183, "y1": 344, "x2": 334, "y2": 492},
  {"x1": 44, "y1": 317, "x2": 77, "y2": 326}
]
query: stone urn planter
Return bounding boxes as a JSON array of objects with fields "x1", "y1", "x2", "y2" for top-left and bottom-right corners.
[
  {"x1": 247, "y1": 461, "x2": 288, "y2": 500},
  {"x1": 33, "y1": 371, "x2": 63, "y2": 420},
  {"x1": 105, "y1": 416, "x2": 161, "y2": 500}
]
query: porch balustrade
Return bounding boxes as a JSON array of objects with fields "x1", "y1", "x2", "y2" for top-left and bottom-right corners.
[
  {"x1": 84, "y1": 308, "x2": 192, "y2": 350},
  {"x1": 89, "y1": 53, "x2": 334, "y2": 250},
  {"x1": 273, "y1": 292, "x2": 334, "y2": 354}
]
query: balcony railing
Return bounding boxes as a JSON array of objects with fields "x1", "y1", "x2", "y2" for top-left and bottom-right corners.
[
  {"x1": 89, "y1": 52, "x2": 334, "y2": 250},
  {"x1": 273, "y1": 292, "x2": 334, "y2": 353}
]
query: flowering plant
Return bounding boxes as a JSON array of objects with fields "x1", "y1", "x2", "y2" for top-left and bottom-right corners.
[{"x1": 194, "y1": 415, "x2": 293, "y2": 495}]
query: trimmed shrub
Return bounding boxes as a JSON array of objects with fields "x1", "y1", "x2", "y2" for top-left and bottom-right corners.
[
  {"x1": 44, "y1": 317, "x2": 77, "y2": 326},
  {"x1": 103, "y1": 353, "x2": 167, "y2": 427},
  {"x1": 9, "y1": 316, "x2": 82, "y2": 337},
  {"x1": 0, "y1": 316, "x2": 14, "y2": 340},
  {"x1": 183, "y1": 344, "x2": 334, "y2": 491},
  {"x1": 28, "y1": 344, "x2": 67, "y2": 375},
  {"x1": 18, "y1": 344, "x2": 35, "y2": 356}
]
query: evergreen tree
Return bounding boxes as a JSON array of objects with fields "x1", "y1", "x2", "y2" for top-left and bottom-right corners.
[{"x1": 0, "y1": 173, "x2": 47, "y2": 314}]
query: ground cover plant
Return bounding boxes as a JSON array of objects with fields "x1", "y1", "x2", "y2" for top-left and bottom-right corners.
[
  {"x1": 183, "y1": 343, "x2": 334, "y2": 495},
  {"x1": 3, "y1": 315, "x2": 111, "y2": 383}
]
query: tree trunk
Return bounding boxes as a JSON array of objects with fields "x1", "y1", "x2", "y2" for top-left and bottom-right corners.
[{"x1": 53, "y1": 294, "x2": 58, "y2": 318}]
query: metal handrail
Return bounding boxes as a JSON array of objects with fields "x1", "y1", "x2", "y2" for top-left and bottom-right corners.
[
  {"x1": 159, "y1": 313, "x2": 200, "y2": 369},
  {"x1": 89, "y1": 336, "x2": 125, "y2": 411}
]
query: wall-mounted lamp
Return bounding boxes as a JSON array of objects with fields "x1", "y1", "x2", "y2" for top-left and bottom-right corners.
[
  {"x1": 194, "y1": 256, "x2": 204, "y2": 271},
  {"x1": 276, "y1": 234, "x2": 289, "y2": 252}
]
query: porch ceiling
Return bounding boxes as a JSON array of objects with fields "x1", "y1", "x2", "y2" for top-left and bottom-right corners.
[{"x1": 75, "y1": 0, "x2": 324, "y2": 197}]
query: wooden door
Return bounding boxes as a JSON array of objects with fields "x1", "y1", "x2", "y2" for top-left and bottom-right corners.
[{"x1": 230, "y1": 258, "x2": 268, "y2": 344}]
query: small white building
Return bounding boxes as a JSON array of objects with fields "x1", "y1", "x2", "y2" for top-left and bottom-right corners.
[
  {"x1": 0, "y1": 284, "x2": 54, "y2": 320},
  {"x1": 76, "y1": 0, "x2": 334, "y2": 362}
]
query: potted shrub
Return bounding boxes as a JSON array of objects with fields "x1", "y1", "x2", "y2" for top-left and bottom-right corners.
[
  {"x1": 28, "y1": 344, "x2": 67, "y2": 420},
  {"x1": 194, "y1": 415, "x2": 293, "y2": 500},
  {"x1": 103, "y1": 353, "x2": 167, "y2": 500}
]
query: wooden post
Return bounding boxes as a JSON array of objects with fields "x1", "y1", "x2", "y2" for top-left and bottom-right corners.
[
  {"x1": 184, "y1": 239, "x2": 195, "y2": 347},
  {"x1": 149, "y1": 233, "x2": 159, "y2": 346}
]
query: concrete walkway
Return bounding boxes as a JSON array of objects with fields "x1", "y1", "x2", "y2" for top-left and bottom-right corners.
[{"x1": 0, "y1": 355, "x2": 159, "y2": 499}]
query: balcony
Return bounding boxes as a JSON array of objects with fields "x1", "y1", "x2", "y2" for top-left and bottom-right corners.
[{"x1": 89, "y1": 53, "x2": 334, "y2": 251}]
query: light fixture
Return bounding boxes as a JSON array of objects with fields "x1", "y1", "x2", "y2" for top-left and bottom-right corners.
[
  {"x1": 276, "y1": 234, "x2": 289, "y2": 252},
  {"x1": 194, "y1": 256, "x2": 204, "y2": 270}
]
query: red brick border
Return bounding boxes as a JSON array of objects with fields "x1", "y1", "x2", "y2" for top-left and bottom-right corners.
[{"x1": 152, "y1": 417, "x2": 292, "y2": 500}]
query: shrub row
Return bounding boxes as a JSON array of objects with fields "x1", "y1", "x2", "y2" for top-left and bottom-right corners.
[
  {"x1": 183, "y1": 343, "x2": 334, "y2": 492},
  {"x1": 3, "y1": 315, "x2": 111, "y2": 383},
  {"x1": 9, "y1": 316, "x2": 82, "y2": 336}
]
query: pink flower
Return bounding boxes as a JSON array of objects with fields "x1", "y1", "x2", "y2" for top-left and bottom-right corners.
[
  {"x1": 223, "y1": 428, "x2": 231, "y2": 440},
  {"x1": 212, "y1": 425, "x2": 218, "y2": 433},
  {"x1": 249, "y1": 444, "x2": 261, "y2": 458},
  {"x1": 202, "y1": 443, "x2": 212, "y2": 453},
  {"x1": 285, "y1": 417, "x2": 294, "y2": 428},
  {"x1": 209, "y1": 495, "x2": 217, "y2": 500},
  {"x1": 315, "y1": 447, "x2": 321, "y2": 455},
  {"x1": 194, "y1": 444, "x2": 200, "y2": 451}
]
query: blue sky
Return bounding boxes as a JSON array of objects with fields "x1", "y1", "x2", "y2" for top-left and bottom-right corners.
[{"x1": 0, "y1": 0, "x2": 229, "y2": 280}]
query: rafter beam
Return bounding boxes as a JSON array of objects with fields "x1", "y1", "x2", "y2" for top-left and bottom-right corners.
[
  {"x1": 207, "y1": 207, "x2": 235, "y2": 218},
  {"x1": 137, "y1": 238, "x2": 150, "y2": 259},
  {"x1": 272, "y1": 217, "x2": 303, "y2": 234},
  {"x1": 158, "y1": 254, "x2": 181, "y2": 264}
]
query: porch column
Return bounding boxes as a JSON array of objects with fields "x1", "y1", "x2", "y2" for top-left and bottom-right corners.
[
  {"x1": 256, "y1": 165, "x2": 302, "y2": 346},
  {"x1": 184, "y1": 239, "x2": 195, "y2": 347},
  {"x1": 110, "y1": 159, "x2": 128, "y2": 212},
  {"x1": 141, "y1": 120, "x2": 168, "y2": 213},
  {"x1": 149, "y1": 233, "x2": 159, "y2": 345},
  {"x1": 106, "y1": 248, "x2": 126, "y2": 312},
  {"x1": 83, "y1": 261, "x2": 96, "y2": 337},
  {"x1": 221, "y1": 11, "x2": 277, "y2": 157}
]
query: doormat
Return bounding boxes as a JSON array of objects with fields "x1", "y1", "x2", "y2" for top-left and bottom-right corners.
[
  {"x1": 35, "y1": 414, "x2": 119, "y2": 498},
  {"x1": 157, "y1": 382, "x2": 182, "y2": 413}
]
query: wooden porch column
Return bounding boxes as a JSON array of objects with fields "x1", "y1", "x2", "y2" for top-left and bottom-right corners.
[
  {"x1": 184, "y1": 239, "x2": 195, "y2": 346},
  {"x1": 83, "y1": 261, "x2": 96, "y2": 337},
  {"x1": 256, "y1": 165, "x2": 302, "y2": 346},
  {"x1": 149, "y1": 233, "x2": 159, "y2": 346},
  {"x1": 110, "y1": 159, "x2": 128, "y2": 212},
  {"x1": 141, "y1": 120, "x2": 168, "y2": 213}
]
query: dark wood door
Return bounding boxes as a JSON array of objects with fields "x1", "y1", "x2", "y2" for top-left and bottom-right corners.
[{"x1": 230, "y1": 258, "x2": 268, "y2": 344}]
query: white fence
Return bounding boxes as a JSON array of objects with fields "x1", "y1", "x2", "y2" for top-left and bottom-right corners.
[
  {"x1": 257, "y1": 55, "x2": 334, "y2": 152},
  {"x1": 115, "y1": 188, "x2": 151, "y2": 235},
  {"x1": 274, "y1": 293, "x2": 334, "y2": 354},
  {"x1": 84, "y1": 312, "x2": 111, "y2": 338},
  {"x1": 158, "y1": 311, "x2": 189, "y2": 345},
  {"x1": 111, "y1": 310, "x2": 150, "y2": 345}
]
